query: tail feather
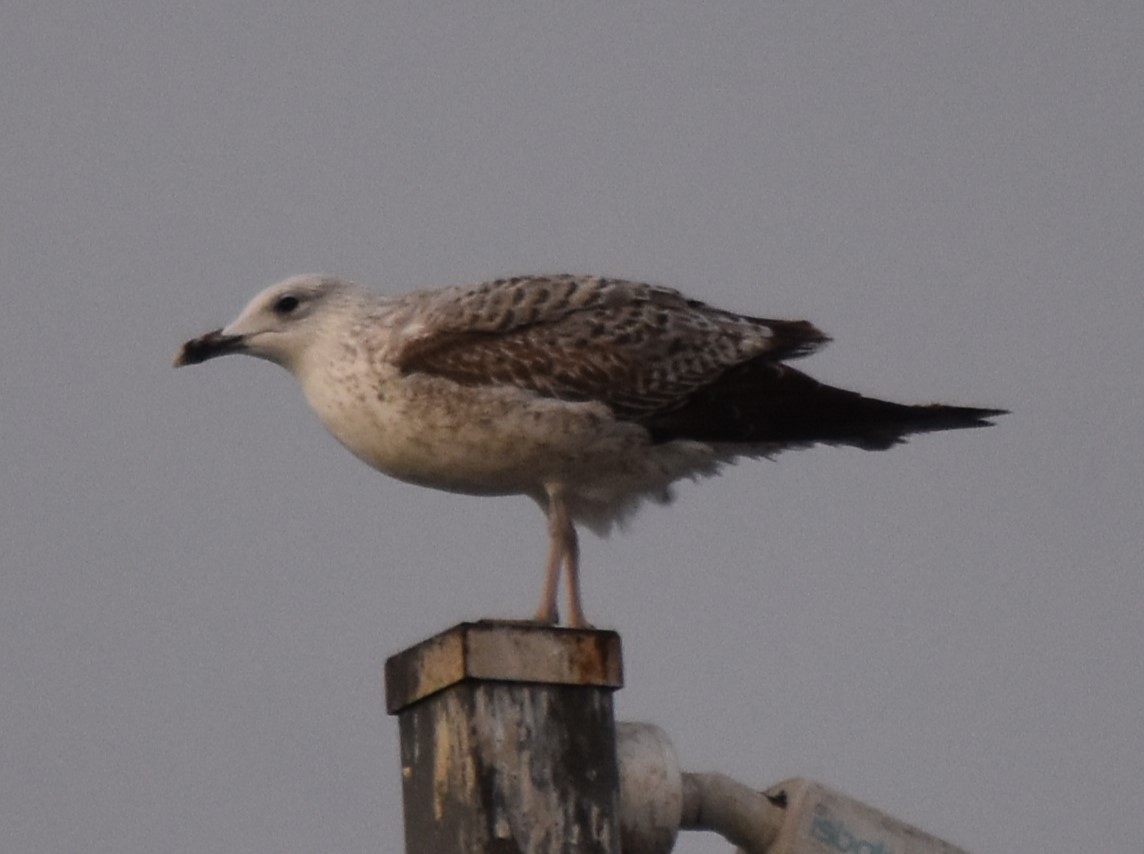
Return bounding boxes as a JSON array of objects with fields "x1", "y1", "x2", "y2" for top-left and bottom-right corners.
[{"x1": 642, "y1": 361, "x2": 1006, "y2": 450}]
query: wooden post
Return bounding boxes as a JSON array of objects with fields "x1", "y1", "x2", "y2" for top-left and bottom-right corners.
[{"x1": 385, "y1": 621, "x2": 624, "y2": 854}]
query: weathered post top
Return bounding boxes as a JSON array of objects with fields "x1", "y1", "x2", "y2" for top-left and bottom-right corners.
[
  {"x1": 385, "y1": 620, "x2": 623, "y2": 713},
  {"x1": 385, "y1": 621, "x2": 624, "y2": 854}
]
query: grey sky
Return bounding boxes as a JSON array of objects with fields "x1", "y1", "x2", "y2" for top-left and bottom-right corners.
[{"x1": 2, "y1": 3, "x2": 1141, "y2": 852}]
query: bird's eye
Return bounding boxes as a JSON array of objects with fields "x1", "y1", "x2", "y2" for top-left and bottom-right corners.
[{"x1": 273, "y1": 294, "x2": 300, "y2": 315}]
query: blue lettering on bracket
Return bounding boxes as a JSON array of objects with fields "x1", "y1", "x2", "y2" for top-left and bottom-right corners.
[{"x1": 810, "y1": 813, "x2": 891, "y2": 854}]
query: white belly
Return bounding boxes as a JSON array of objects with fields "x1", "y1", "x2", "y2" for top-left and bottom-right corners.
[
  {"x1": 302, "y1": 368, "x2": 641, "y2": 496},
  {"x1": 295, "y1": 354, "x2": 728, "y2": 536}
]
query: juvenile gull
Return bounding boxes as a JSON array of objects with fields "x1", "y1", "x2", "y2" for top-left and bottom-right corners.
[{"x1": 175, "y1": 274, "x2": 1005, "y2": 627}]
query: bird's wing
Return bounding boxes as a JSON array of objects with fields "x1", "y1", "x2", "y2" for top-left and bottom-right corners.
[{"x1": 392, "y1": 275, "x2": 829, "y2": 417}]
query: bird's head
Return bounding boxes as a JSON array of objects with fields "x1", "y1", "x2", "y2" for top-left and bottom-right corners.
[{"x1": 174, "y1": 275, "x2": 364, "y2": 374}]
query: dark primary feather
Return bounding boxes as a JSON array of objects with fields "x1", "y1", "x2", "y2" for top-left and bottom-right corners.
[{"x1": 642, "y1": 360, "x2": 1007, "y2": 449}]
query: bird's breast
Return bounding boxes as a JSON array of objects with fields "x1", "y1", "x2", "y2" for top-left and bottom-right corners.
[{"x1": 299, "y1": 365, "x2": 642, "y2": 496}]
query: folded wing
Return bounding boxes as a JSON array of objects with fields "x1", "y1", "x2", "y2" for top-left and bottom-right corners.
[{"x1": 394, "y1": 275, "x2": 830, "y2": 418}]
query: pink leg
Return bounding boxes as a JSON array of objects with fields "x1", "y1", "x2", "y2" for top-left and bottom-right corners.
[
  {"x1": 539, "y1": 490, "x2": 591, "y2": 628},
  {"x1": 561, "y1": 522, "x2": 592, "y2": 629},
  {"x1": 533, "y1": 495, "x2": 565, "y2": 624}
]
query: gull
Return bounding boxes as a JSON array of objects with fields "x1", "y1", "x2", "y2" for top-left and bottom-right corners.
[{"x1": 175, "y1": 274, "x2": 1005, "y2": 627}]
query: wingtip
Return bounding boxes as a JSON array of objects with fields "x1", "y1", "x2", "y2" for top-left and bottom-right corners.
[
  {"x1": 919, "y1": 403, "x2": 1009, "y2": 431},
  {"x1": 978, "y1": 407, "x2": 1010, "y2": 422}
]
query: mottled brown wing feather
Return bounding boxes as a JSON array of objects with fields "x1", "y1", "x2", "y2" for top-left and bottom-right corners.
[{"x1": 394, "y1": 276, "x2": 830, "y2": 417}]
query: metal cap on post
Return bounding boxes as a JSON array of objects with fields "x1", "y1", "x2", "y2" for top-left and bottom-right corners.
[{"x1": 385, "y1": 621, "x2": 624, "y2": 854}]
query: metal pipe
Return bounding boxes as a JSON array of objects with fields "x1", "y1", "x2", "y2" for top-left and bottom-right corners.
[{"x1": 680, "y1": 771, "x2": 784, "y2": 853}]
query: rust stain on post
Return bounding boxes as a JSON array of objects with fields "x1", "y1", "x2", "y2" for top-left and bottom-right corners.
[{"x1": 385, "y1": 620, "x2": 622, "y2": 713}]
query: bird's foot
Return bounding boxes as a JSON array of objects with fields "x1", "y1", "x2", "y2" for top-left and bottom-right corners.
[
  {"x1": 564, "y1": 612, "x2": 596, "y2": 630},
  {"x1": 531, "y1": 605, "x2": 560, "y2": 625}
]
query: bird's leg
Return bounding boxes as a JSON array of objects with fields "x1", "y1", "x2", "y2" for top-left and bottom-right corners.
[
  {"x1": 534, "y1": 495, "x2": 566, "y2": 624},
  {"x1": 535, "y1": 489, "x2": 592, "y2": 627},
  {"x1": 541, "y1": 490, "x2": 592, "y2": 629},
  {"x1": 561, "y1": 522, "x2": 592, "y2": 629}
]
